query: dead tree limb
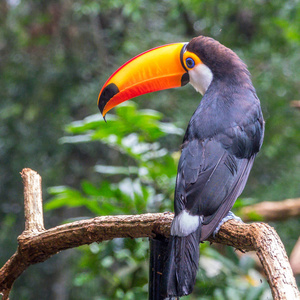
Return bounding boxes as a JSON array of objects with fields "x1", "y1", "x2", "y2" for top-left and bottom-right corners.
[
  {"x1": 22, "y1": 168, "x2": 45, "y2": 233},
  {"x1": 291, "y1": 100, "x2": 300, "y2": 110},
  {"x1": 0, "y1": 168, "x2": 299, "y2": 300},
  {"x1": 240, "y1": 198, "x2": 300, "y2": 222}
]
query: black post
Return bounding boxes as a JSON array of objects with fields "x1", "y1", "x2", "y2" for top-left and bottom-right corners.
[{"x1": 149, "y1": 236, "x2": 169, "y2": 300}]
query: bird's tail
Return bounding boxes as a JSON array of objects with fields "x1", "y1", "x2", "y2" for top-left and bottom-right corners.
[{"x1": 161, "y1": 226, "x2": 201, "y2": 298}]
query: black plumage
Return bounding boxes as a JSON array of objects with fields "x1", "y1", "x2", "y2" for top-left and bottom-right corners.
[{"x1": 162, "y1": 37, "x2": 264, "y2": 297}]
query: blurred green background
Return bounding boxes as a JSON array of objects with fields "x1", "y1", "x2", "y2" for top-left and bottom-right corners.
[{"x1": 0, "y1": 0, "x2": 299, "y2": 299}]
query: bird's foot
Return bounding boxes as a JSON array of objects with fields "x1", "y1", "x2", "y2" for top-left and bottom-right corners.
[{"x1": 213, "y1": 211, "x2": 243, "y2": 238}]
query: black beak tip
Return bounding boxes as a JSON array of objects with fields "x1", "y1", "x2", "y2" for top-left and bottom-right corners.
[{"x1": 97, "y1": 83, "x2": 119, "y2": 115}]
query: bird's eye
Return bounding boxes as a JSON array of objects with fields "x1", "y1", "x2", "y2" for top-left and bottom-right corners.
[{"x1": 185, "y1": 57, "x2": 195, "y2": 69}]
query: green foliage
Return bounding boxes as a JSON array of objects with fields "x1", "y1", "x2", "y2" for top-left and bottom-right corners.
[
  {"x1": 194, "y1": 247, "x2": 270, "y2": 300},
  {"x1": 47, "y1": 102, "x2": 182, "y2": 215}
]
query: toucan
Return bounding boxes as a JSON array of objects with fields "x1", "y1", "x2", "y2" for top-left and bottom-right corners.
[{"x1": 97, "y1": 36, "x2": 264, "y2": 298}]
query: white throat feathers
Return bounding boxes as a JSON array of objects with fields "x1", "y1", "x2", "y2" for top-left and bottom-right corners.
[{"x1": 189, "y1": 63, "x2": 213, "y2": 95}]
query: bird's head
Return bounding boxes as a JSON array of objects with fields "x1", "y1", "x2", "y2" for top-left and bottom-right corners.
[{"x1": 98, "y1": 36, "x2": 245, "y2": 117}]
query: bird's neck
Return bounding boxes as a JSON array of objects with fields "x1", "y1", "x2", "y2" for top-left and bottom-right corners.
[
  {"x1": 205, "y1": 65, "x2": 255, "y2": 100},
  {"x1": 190, "y1": 61, "x2": 254, "y2": 97}
]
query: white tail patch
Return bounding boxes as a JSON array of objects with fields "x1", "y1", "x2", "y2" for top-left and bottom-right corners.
[{"x1": 171, "y1": 210, "x2": 200, "y2": 236}]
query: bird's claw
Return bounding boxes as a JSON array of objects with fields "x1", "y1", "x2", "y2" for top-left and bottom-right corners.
[{"x1": 213, "y1": 211, "x2": 243, "y2": 238}]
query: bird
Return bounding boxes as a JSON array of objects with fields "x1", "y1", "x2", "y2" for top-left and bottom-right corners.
[{"x1": 97, "y1": 36, "x2": 264, "y2": 298}]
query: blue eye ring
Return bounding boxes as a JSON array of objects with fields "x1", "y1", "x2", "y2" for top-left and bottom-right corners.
[{"x1": 185, "y1": 57, "x2": 195, "y2": 69}]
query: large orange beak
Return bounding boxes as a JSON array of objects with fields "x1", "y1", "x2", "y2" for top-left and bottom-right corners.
[{"x1": 98, "y1": 43, "x2": 189, "y2": 117}]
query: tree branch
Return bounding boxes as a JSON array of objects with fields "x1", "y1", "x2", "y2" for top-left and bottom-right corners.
[
  {"x1": 291, "y1": 100, "x2": 300, "y2": 110},
  {"x1": 0, "y1": 169, "x2": 299, "y2": 300},
  {"x1": 240, "y1": 198, "x2": 300, "y2": 222},
  {"x1": 21, "y1": 169, "x2": 45, "y2": 233}
]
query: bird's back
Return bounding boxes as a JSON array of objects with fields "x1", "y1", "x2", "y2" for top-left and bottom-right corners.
[{"x1": 175, "y1": 80, "x2": 264, "y2": 241}]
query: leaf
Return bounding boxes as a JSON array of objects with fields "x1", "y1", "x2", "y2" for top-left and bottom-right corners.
[{"x1": 94, "y1": 165, "x2": 139, "y2": 175}]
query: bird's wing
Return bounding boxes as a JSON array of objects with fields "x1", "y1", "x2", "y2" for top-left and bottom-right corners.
[{"x1": 174, "y1": 137, "x2": 255, "y2": 241}]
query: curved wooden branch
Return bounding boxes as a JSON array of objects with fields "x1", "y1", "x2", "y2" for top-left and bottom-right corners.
[{"x1": 0, "y1": 169, "x2": 299, "y2": 300}]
